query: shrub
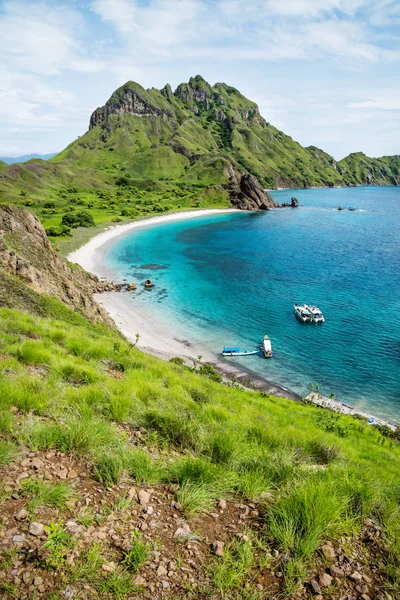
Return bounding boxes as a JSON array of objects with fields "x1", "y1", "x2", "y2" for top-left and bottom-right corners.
[
  {"x1": 45, "y1": 225, "x2": 71, "y2": 237},
  {"x1": 198, "y1": 363, "x2": 222, "y2": 383},
  {"x1": 176, "y1": 480, "x2": 215, "y2": 516},
  {"x1": 127, "y1": 449, "x2": 161, "y2": 484},
  {"x1": 0, "y1": 440, "x2": 19, "y2": 464},
  {"x1": 94, "y1": 453, "x2": 125, "y2": 486},
  {"x1": 213, "y1": 538, "x2": 254, "y2": 593},
  {"x1": 122, "y1": 530, "x2": 151, "y2": 571},
  {"x1": 22, "y1": 479, "x2": 74, "y2": 512},
  {"x1": 61, "y1": 211, "x2": 95, "y2": 229},
  {"x1": 142, "y1": 410, "x2": 201, "y2": 451},
  {"x1": 269, "y1": 480, "x2": 347, "y2": 560}
]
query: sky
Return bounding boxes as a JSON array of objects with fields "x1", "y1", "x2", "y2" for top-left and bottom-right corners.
[{"x1": 0, "y1": 0, "x2": 399, "y2": 159}]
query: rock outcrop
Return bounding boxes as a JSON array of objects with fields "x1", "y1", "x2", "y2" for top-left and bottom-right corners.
[
  {"x1": 0, "y1": 205, "x2": 115, "y2": 324},
  {"x1": 229, "y1": 173, "x2": 279, "y2": 210}
]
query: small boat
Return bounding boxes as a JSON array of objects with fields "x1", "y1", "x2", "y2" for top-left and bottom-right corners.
[
  {"x1": 222, "y1": 347, "x2": 260, "y2": 357},
  {"x1": 304, "y1": 304, "x2": 325, "y2": 323},
  {"x1": 294, "y1": 304, "x2": 312, "y2": 323},
  {"x1": 263, "y1": 334, "x2": 272, "y2": 358}
]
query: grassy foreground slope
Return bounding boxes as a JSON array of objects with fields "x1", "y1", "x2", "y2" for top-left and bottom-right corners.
[{"x1": 0, "y1": 267, "x2": 399, "y2": 598}]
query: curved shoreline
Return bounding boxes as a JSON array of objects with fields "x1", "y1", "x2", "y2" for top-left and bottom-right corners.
[{"x1": 68, "y1": 209, "x2": 397, "y2": 429}]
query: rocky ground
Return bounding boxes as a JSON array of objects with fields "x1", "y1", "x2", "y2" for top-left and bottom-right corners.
[{"x1": 0, "y1": 422, "x2": 394, "y2": 599}]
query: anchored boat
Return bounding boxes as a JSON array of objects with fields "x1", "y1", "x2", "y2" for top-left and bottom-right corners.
[
  {"x1": 294, "y1": 304, "x2": 325, "y2": 323},
  {"x1": 263, "y1": 335, "x2": 272, "y2": 358},
  {"x1": 304, "y1": 304, "x2": 325, "y2": 323},
  {"x1": 222, "y1": 347, "x2": 260, "y2": 357},
  {"x1": 294, "y1": 304, "x2": 312, "y2": 323}
]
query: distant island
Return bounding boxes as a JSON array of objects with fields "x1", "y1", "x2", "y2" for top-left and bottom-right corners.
[{"x1": 0, "y1": 153, "x2": 57, "y2": 165}]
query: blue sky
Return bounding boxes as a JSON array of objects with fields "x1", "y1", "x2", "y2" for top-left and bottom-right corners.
[{"x1": 0, "y1": 0, "x2": 399, "y2": 159}]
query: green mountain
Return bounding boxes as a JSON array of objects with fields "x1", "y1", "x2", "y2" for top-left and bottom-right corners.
[{"x1": 0, "y1": 76, "x2": 399, "y2": 238}]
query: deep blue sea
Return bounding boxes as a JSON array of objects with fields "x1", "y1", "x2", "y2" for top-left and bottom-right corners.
[{"x1": 104, "y1": 187, "x2": 400, "y2": 423}]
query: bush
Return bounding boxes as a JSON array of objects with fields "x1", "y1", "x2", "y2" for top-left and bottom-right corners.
[
  {"x1": 198, "y1": 363, "x2": 222, "y2": 383},
  {"x1": 61, "y1": 211, "x2": 95, "y2": 229},
  {"x1": 45, "y1": 225, "x2": 71, "y2": 237}
]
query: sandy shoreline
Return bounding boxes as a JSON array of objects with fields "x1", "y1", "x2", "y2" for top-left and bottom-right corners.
[{"x1": 68, "y1": 209, "x2": 397, "y2": 427}]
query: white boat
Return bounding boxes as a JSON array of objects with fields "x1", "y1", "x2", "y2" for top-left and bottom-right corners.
[
  {"x1": 294, "y1": 304, "x2": 312, "y2": 323},
  {"x1": 263, "y1": 335, "x2": 272, "y2": 358},
  {"x1": 304, "y1": 305, "x2": 325, "y2": 323}
]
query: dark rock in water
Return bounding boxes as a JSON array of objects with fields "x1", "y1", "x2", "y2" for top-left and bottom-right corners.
[
  {"x1": 282, "y1": 197, "x2": 299, "y2": 208},
  {"x1": 229, "y1": 172, "x2": 279, "y2": 210},
  {"x1": 139, "y1": 264, "x2": 167, "y2": 270},
  {"x1": 338, "y1": 206, "x2": 344, "y2": 211}
]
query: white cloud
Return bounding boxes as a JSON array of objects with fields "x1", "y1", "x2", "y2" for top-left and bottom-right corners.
[
  {"x1": 90, "y1": 0, "x2": 137, "y2": 35},
  {"x1": 0, "y1": 1, "x2": 104, "y2": 76}
]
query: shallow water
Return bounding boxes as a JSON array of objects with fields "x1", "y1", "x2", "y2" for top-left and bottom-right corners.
[{"x1": 104, "y1": 187, "x2": 400, "y2": 423}]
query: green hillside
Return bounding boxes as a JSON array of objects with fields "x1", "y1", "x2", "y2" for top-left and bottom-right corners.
[
  {"x1": 0, "y1": 75, "x2": 399, "y2": 247},
  {"x1": 0, "y1": 205, "x2": 399, "y2": 599}
]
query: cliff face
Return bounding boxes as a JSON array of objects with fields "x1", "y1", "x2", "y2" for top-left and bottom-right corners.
[{"x1": 0, "y1": 205, "x2": 114, "y2": 324}]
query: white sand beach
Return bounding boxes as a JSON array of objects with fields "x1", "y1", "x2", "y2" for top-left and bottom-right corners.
[{"x1": 68, "y1": 209, "x2": 237, "y2": 362}]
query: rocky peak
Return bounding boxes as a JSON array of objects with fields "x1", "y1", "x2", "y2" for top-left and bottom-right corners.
[
  {"x1": 89, "y1": 82, "x2": 172, "y2": 129},
  {"x1": 160, "y1": 83, "x2": 173, "y2": 100},
  {"x1": 174, "y1": 75, "x2": 213, "y2": 113}
]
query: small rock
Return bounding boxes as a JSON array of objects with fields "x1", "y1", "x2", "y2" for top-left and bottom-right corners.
[
  {"x1": 321, "y1": 544, "x2": 335, "y2": 562},
  {"x1": 134, "y1": 574, "x2": 146, "y2": 585},
  {"x1": 311, "y1": 579, "x2": 322, "y2": 594},
  {"x1": 29, "y1": 522, "x2": 44, "y2": 537},
  {"x1": 331, "y1": 565, "x2": 345, "y2": 578},
  {"x1": 218, "y1": 499, "x2": 227, "y2": 510},
  {"x1": 34, "y1": 577, "x2": 43, "y2": 586},
  {"x1": 102, "y1": 562, "x2": 116, "y2": 572},
  {"x1": 16, "y1": 508, "x2": 28, "y2": 521},
  {"x1": 61, "y1": 585, "x2": 76, "y2": 599},
  {"x1": 128, "y1": 486, "x2": 136, "y2": 499},
  {"x1": 22, "y1": 571, "x2": 32, "y2": 584},
  {"x1": 350, "y1": 571, "x2": 363, "y2": 582},
  {"x1": 138, "y1": 490, "x2": 150, "y2": 505},
  {"x1": 31, "y1": 458, "x2": 44, "y2": 470},
  {"x1": 174, "y1": 527, "x2": 191, "y2": 538},
  {"x1": 68, "y1": 470, "x2": 78, "y2": 479},
  {"x1": 211, "y1": 541, "x2": 224, "y2": 557},
  {"x1": 361, "y1": 595, "x2": 371, "y2": 600},
  {"x1": 157, "y1": 565, "x2": 167, "y2": 577},
  {"x1": 58, "y1": 469, "x2": 68, "y2": 480},
  {"x1": 319, "y1": 572, "x2": 333, "y2": 588},
  {"x1": 12, "y1": 534, "x2": 26, "y2": 544}
]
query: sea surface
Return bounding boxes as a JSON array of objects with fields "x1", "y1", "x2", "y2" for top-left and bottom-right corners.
[{"x1": 104, "y1": 187, "x2": 400, "y2": 423}]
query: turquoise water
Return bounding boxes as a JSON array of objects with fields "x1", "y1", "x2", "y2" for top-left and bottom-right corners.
[{"x1": 104, "y1": 187, "x2": 400, "y2": 423}]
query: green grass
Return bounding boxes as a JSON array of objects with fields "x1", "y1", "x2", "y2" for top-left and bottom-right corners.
[
  {"x1": 213, "y1": 537, "x2": 255, "y2": 593},
  {"x1": 176, "y1": 480, "x2": 216, "y2": 516},
  {"x1": 0, "y1": 298, "x2": 399, "y2": 593},
  {"x1": 21, "y1": 479, "x2": 74, "y2": 513},
  {"x1": 0, "y1": 441, "x2": 19, "y2": 465},
  {"x1": 122, "y1": 530, "x2": 152, "y2": 571}
]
